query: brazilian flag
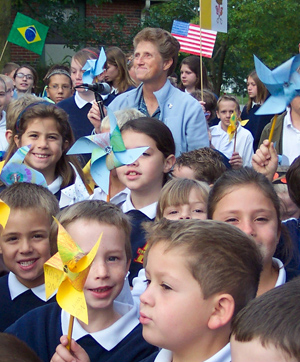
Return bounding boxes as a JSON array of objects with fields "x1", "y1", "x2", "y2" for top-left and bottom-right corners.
[{"x1": 7, "y1": 13, "x2": 49, "y2": 55}]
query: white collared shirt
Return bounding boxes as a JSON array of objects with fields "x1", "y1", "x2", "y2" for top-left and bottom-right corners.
[
  {"x1": 282, "y1": 108, "x2": 300, "y2": 165},
  {"x1": 154, "y1": 343, "x2": 231, "y2": 362},
  {"x1": 121, "y1": 192, "x2": 157, "y2": 219},
  {"x1": 273, "y1": 257, "x2": 286, "y2": 287},
  {"x1": 61, "y1": 301, "x2": 139, "y2": 349},
  {"x1": 0, "y1": 111, "x2": 8, "y2": 152},
  {"x1": 210, "y1": 121, "x2": 254, "y2": 167},
  {"x1": 8, "y1": 272, "x2": 52, "y2": 301},
  {"x1": 90, "y1": 187, "x2": 129, "y2": 206},
  {"x1": 74, "y1": 91, "x2": 94, "y2": 109}
]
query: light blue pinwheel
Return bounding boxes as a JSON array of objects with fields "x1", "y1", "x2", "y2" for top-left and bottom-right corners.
[
  {"x1": 254, "y1": 54, "x2": 300, "y2": 115},
  {"x1": 67, "y1": 107, "x2": 149, "y2": 195},
  {"x1": 82, "y1": 47, "x2": 106, "y2": 84},
  {"x1": 0, "y1": 145, "x2": 48, "y2": 187}
]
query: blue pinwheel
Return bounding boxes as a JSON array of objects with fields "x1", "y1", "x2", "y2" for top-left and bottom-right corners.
[
  {"x1": 67, "y1": 107, "x2": 149, "y2": 195},
  {"x1": 82, "y1": 47, "x2": 106, "y2": 84},
  {"x1": 254, "y1": 54, "x2": 300, "y2": 115},
  {"x1": 0, "y1": 145, "x2": 47, "y2": 187}
]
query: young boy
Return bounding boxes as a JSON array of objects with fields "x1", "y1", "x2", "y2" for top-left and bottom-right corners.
[
  {"x1": 138, "y1": 219, "x2": 262, "y2": 362},
  {"x1": 210, "y1": 95, "x2": 254, "y2": 168},
  {"x1": 5, "y1": 201, "x2": 157, "y2": 362},
  {"x1": 172, "y1": 147, "x2": 227, "y2": 185},
  {"x1": 231, "y1": 276, "x2": 300, "y2": 362},
  {"x1": 0, "y1": 183, "x2": 59, "y2": 331}
]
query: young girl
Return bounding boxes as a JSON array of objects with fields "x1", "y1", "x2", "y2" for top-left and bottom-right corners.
[
  {"x1": 13, "y1": 65, "x2": 38, "y2": 98},
  {"x1": 43, "y1": 65, "x2": 73, "y2": 104},
  {"x1": 156, "y1": 178, "x2": 210, "y2": 221},
  {"x1": 179, "y1": 55, "x2": 213, "y2": 94},
  {"x1": 241, "y1": 70, "x2": 274, "y2": 151},
  {"x1": 103, "y1": 47, "x2": 136, "y2": 105},
  {"x1": 2, "y1": 102, "x2": 88, "y2": 207},
  {"x1": 57, "y1": 48, "x2": 102, "y2": 140},
  {"x1": 207, "y1": 167, "x2": 287, "y2": 296},
  {"x1": 116, "y1": 117, "x2": 176, "y2": 284}
]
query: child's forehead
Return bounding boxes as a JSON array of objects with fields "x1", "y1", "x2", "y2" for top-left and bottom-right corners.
[
  {"x1": 218, "y1": 99, "x2": 238, "y2": 111},
  {"x1": 0, "y1": 82, "x2": 5, "y2": 91},
  {"x1": 48, "y1": 74, "x2": 71, "y2": 84}
]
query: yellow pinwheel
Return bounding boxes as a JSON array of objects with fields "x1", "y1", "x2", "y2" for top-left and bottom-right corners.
[
  {"x1": 44, "y1": 218, "x2": 101, "y2": 325},
  {"x1": 227, "y1": 111, "x2": 249, "y2": 143},
  {"x1": 0, "y1": 199, "x2": 10, "y2": 229}
]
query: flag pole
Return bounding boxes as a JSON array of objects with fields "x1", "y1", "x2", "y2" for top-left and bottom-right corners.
[
  {"x1": 199, "y1": 0, "x2": 204, "y2": 102},
  {"x1": 0, "y1": 41, "x2": 8, "y2": 64}
]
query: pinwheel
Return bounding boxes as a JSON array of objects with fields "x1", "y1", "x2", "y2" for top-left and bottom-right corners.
[
  {"x1": 67, "y1": 107, "x2": 149, "y2": 195},
  {"x1": 82, "y1": 47, "x2": 106, "y2": 84},
  {"x1": 0, "y1": 200, "x2": 10, "y2": 229},
  {"x1": 227, "y1": 111, "x2": 249, "y2": 151},
  {"x1": 254, "y1": 54, "x2": 300, "y2": 116},
  {"x1": 0, "y1": 145, "x2": 47, "y2": 187},
  {"x1": 44, "y1": 218, "x2": 101, "y2": 345}
]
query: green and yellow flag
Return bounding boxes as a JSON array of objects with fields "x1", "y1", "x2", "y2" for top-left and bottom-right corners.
[{"x1": 7, "y1": 13, "x2": 49, "y2": 55}]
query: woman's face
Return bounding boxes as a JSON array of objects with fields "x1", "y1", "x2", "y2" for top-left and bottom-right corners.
[{"x1": 14, "y1": 67, "x2": 34, "y2": 93}]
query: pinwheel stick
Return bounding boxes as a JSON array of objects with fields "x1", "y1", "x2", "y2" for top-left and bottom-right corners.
[
  {"x1": 66, "y1": 315, "x2": 74, "y2": 351},
  {"x1": 106, "y1": 172, "x2": 111, "y2": 202},
  {"x1": 268, "y1": 114, "x2": 278, "y2": 144},
  {"x1": 233, "y1": 129, "x2": 237, "y2": 153}
]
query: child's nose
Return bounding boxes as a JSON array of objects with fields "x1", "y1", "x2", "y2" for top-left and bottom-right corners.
[
  {"x1": 241, "y1": 220, "x2": 256, "y2": 237},
  {"x1": 93, "y1": 262, "x2": 109, "y2": 279},
  {"x1": 140, "y1": 285, "x2": 154, "y2": 306},
  {"x1": 19, "y1": 239, "x2": 33, "y2": 253},
  {"x1": 37, "y1": 137, "x2": 48, "y2": 148}
]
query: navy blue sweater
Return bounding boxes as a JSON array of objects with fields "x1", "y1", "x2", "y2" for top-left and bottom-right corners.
[
  {"x1": 5, "y1": 303, "x2": 157, "y2": 362},
  {"x1": 0, "y1": 274, "x2": 56, "y2": 332}
]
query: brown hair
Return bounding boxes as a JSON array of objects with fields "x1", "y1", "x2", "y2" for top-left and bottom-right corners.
[
  {"x1": 50, "y1": 200, "x2": 132, "y2": 260},
  {"x1": 43, "y1": 64, "x2": 72, "y2": 87},
  {"x1": 231, "y1": 276, "x2": 300, "y2": 360},
  {"x1": 174, "y1": 147, "x2": 227, "y2": 184},
  {"x1": 72, "y1": 47, "x2": 100, "y2": 68},
  {"x1": 1, "y1": 62, "x2": 20, "y2": 76},
  {"x1": 286, "y1": 155, "x2": 300, "y2": 208},
  {"x1": 13, "y1": 64, "x2": 38, "y2": 92},
  {"x1": 133, "y1": 27, "x2": 180, "y2": 76},
  {"x1": 246, "y1": 70, "x2": 268, "y2": 112},
  {"x1": 156, "y1": 178, "x2": 210, "y2": 221},
  {"x1": 4, "y1": 102, "x2": 85, "y2": 188},
  {"x1": 105, "y1": 47, "x2": 135, "y2": 93},
  {"x1": 179, "y1": 55, "x2": 213, "y2": 91},
  {"x1": 144, "y1": 219, "x2": 262, "y2": 316},
  {"x1": 190, "y1": 89, "x2": 217, "y2": 121}
]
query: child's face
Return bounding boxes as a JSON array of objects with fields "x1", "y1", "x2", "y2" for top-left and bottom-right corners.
[
  {"x1": 230, "y1": 337, "x2": 297, "y2": 362},
  {"x1": 172, "y1": 164, "x2": 196, "y2": 180},
  {"x1": 116, "y1": 130, "x2": 174, "y2": 196},
  {"x1": 0, "y1": 82, "x2": 6, "y2": 112},
  {"x1": 15, "y1": 118, "x2": 68, "y2": 184},
  {"x1": 216, "y1": 100, "x2": 240, "y2": 132},
  {"x1": 247, "y1": 76, "x2": 257, "y2": 100},
  {"x1": 278, "y1": 191, "x2": 300, "y2": 221},
  {"x1": 212, "y1": 184, "x2": 280, "y2": 266},
  {"x1": 65, "y1": 220, "x2": 130, "y2": 317},
  {"x1": 14, "y1": 67, "x2": 34, "y2": 93},
  {"x1": 140, "y1": 241, "x2": 214, "y2": 353},
  {"x1": 0, "y1": 208, "x2": 51, "y2": 288},
  {"x1": 70, "y1": 59, "x2": 85, "y2": 93},
  {"x1": 104, "y1": 63, "x2": 119, "y2": 85},
  {"x1": 46, "y1": 74, "x2": 73, "y2": 104},
  {"x1": 163, "y1": 187, "x2": 207, "y2": 220},
  {"x1": 180, "y1": 64, "x2": 197, "y2": 90}
]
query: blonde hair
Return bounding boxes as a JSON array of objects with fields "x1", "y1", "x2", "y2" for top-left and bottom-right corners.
[
  {"x1": 100, "y1": 108, "x2": 144, "y2": 132},
  {"x1": 156, "y1": 178, "x2": 210, "y2": 220}
]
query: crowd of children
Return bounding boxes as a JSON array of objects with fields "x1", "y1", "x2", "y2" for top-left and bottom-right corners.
[{"x1": 0, "y1": 26, "x2": 300, "y2": 362}]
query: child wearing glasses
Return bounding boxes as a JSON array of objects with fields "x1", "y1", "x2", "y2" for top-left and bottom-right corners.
[
  {"x1": 43, "y1": 65, "x2": 73, "y2": 104},
  {"x1": 13, "y1": 65, "x2": 38, "y2": 98}
]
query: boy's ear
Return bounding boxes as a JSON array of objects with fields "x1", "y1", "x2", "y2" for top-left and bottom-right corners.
[
  {"x1": 163, "y1": 154, "x2": 176, "y2": 173},
  {"x1": 207, "y1": 293, "x2": 235, "y2": 330}
]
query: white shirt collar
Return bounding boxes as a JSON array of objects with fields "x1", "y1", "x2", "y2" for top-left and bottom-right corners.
[
  {"x1": 47, "y1": 176, "x2": 63, "y2": 194},
  {"x1": 154, "y1": 344, "x2": 231, "y2": 362},
  {"x1": 8, "y1": 272, "x2": 50, "y2": 301},
  {"x1": 273, "y1": 257, "x2": 286, "y2": 287},
  {"x1": 61, "y1": 301, "x2": 139, "y2": 349},
  {"x1": 122, "y1": 192, "x2": 157, "y2": 219},
  {"x1": 74, "y1": 91, "x2": 94, "y2": 109},
  {"x1": 90, "y1": 187, "x2": 130, "y2": 206}
]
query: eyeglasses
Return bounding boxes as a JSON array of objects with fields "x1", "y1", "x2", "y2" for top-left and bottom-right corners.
[
  {"x1": 16, "y1": 73, "x2": 34, "y2": 80},
  {"x1": 47, "y1": 85, "x2": 72, "y2": 91}
]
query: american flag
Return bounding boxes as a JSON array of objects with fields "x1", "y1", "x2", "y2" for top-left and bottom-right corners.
[{"x1": 171, "y1": 20, "x2": 217, "y2": 58}]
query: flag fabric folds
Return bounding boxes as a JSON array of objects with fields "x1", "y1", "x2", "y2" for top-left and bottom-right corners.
[
  {"x1": 7, "y1": 12, "x2": 49, "y2": 55},
  {"x1": 200, "y1": 0, "x2": 228, "y2": 33},
  {"x1": 171, "y1": 20, "x2": 217, "y2": 58}
]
